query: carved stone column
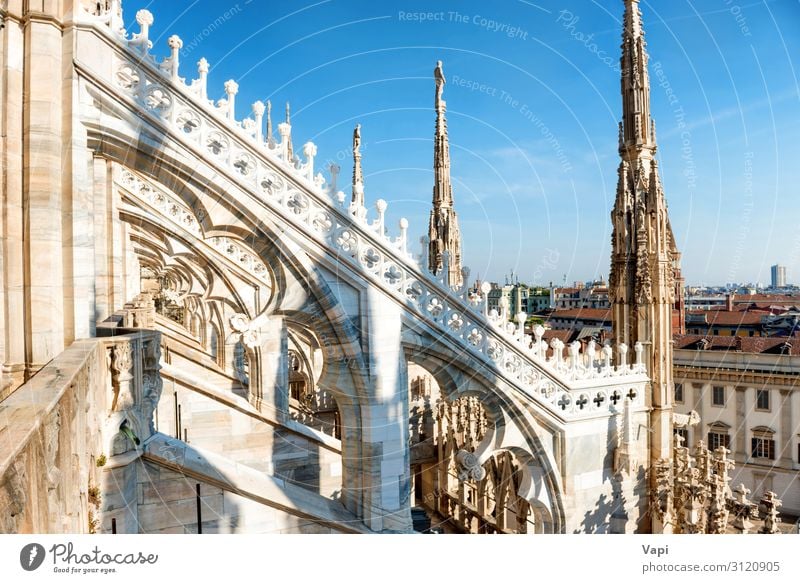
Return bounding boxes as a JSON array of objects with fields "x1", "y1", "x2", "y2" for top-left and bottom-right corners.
[
  {"x1": 360, "y1": 289, "x2": 412, "y2": 532},
  {"x1": 759, "y1": 491, "x2": 782, "y2": 534},
  {"x1": 23, "y1": 6, "x2": 67, "y2": 376},
  {"x1": 230, "y1": 313, "x2": 288, "y2": 418},
  {"x1": 729, "y1": 483, "x2": 756, "y2": 534},
  {"x1": 140, "y1": 334, "x2": 163, "y2": 437},
  {"x1": 0, "y1": 6, "x2": 26, "y2": 395},
  {"x1": 650, "y1": 458, "x2": 673, "y2": 534},
  {"x1": 108, "y1": 339, "x2": 140, "y2": 457}
]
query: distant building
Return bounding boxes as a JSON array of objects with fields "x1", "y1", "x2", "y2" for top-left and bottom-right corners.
[
  {"x1": 673, "y1": 335, "x2": 800, "y2": 515},
  {"x1": 550, "y1": 282, "x2": 610, "y2": 310},
  {"x1": 686, "y1": 291, "x2": 800, "y2": 312},
  {"x1": 486, "y1": 282, "x2": 550, "y2": 319},
  {"x1": 684, "y1": 308, "x2": 766, "y2": 337},
  {"x1": 772, "y1": 264, "x2": 787, "y2": 289},
  {"x1": 543, "y1": 308, "x2": 612, "y2": 341}
]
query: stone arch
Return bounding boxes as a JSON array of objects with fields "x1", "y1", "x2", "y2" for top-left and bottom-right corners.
[
  {"x1": 84, "y1": 119, "x2": 395, "y2": 525},
  {"x1": 401, "y1": 330, "x2": 565, "y2": 532},
  {"x1": 500, "y1": 445, "x2": 557, "y2": 534}
]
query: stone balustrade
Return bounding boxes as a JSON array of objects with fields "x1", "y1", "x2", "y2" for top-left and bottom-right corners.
[{"x1": 0, "y1": 330, "x2": 162, "y2": 533}]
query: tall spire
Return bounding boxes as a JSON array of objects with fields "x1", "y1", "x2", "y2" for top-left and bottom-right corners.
[
  {"x1": 351, "y1": 124, "x2": 364, "y2": 208},
  {"x1": 609, "y1": 0, "x2": 684, "y2": 534},
  {"x1": 620, "y1": 0, "x2": 655, "y2": 154},
  {"x1": 266, "y1": 99, "x2": 275, "y2": 148},
  {"x1": 285, "y1": 101, "x2": 293, "y2": 161},
  {"x1": 427, "y1": 60, "x2": 463, "y2": 287}
]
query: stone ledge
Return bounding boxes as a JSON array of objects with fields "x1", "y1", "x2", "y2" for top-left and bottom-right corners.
[{"x1": 142, "y1": 433, "x2": 368, "y2": 533}]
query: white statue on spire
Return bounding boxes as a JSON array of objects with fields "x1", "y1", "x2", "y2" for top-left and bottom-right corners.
[
  {"x1": 434, "y1": 60, "x2": 446, "y2": 107},
  {"x1": 353, "y1": 123, "x2": 362, "y2": 157}
]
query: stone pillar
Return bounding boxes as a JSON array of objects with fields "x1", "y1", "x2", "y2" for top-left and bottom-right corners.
[
  {"x1": 743, "y1": 387, "x2": 754, "y2": 460},
  {"x1": 256, "y1": 316, "x2": 288, "y2": 419},
  {"x1": 779, "y1": 389, "x2": 791, "y2": 466},
  {"x1": 92, "y1": 158, "x2": 113, "y2": 322},
  {"x1": 791, "y1": 391, "x2": 799, "y2": 468},
  {"x1": 231, "y1": 313, "x2": 289, "y2": 418},
  {"x1": 693, "y1": 382, "x2": 705, "y2": 447},
  {"x1": 362, "y1": 288, "x2": 412, "y2": 532},
  {"x1": 22, "y1": 10, "x2": 66, "y2": 375},
  {"x1": 0, "y1": 10, "x2": 26, "y2": 395},
  {"x1": 735, "y1": 386, "x2": 746, "y2": 462},
  {"x1": 64, "y1": 128, "x2": 95, "y2": 342},
  {"x1": 110, "y1": 170, "x2": 126, "y2": 312}
]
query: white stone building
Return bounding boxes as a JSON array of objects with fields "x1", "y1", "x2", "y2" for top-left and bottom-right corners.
[{"x1": 673, "y1": 342, "x2": 800, "y2": 516}]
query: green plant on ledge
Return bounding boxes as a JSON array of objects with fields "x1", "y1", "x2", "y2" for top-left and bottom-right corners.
[
  {"x1": 88, "y1": 484, "x2": 101, "y2": 508},
  {"x1": 88, "y1": 509, "x2": 99, "y2": 534}
]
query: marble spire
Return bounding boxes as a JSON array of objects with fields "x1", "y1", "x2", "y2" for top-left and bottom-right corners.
[
  {"x1": 609, "y1": 0, "x2": 684, "y2": 533},
  {"x1": 351, "y1": 124, "x2": 364, "y2": 208},
  {"x1": 427, "y1": 60, "x2": 463, "y2": 287}
]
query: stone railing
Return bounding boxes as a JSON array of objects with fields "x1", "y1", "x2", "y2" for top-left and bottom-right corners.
[
  {"x1": 76, "y1": 6, "x2": 648, "y2": 420},
  {"x1": 0, "y1": 330, "x2": 162, "y2": 533}
]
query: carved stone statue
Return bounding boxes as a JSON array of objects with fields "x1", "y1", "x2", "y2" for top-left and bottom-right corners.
[
  {"x1": 729, "y1": 483, "x2": 757, "y2": 534},
  {"x1": 434, "y1": 60, "x2": 445, "y2": 106},
  {"x1": 672, "y1": 410, "x2": 700, "y2": 428},
  {"x1": 353, "y1": 123, "x2": 361, "y2": 156},
  {"x1": 759, "y1": 491, "x2": 782, "y2": 534}
]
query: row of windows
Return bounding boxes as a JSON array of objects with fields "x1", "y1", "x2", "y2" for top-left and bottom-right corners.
[
  {"x1": 673, "y1": 383, "x2": 771, "y2": 410},
  {"x1": 673, "y1": 429, "x2": 782, "y2": 462},
  {"x1": 687, "y1": 329, "x2": 764, "y2": 337}
]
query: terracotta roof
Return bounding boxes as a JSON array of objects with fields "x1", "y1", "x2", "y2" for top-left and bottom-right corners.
[
  {"x1": 673, "y1": 334, "x2": 800, "y2": 355},
  {"x1": 546, "y1": 308, "x2": 611, "y2": 322},
  {"x1": 542, "y1": 329, "x2": 575, "y2": 343},
  {"x1": 732, "y1": 303, "x2": 780, "y2": 312},
  {"x1": 736, "y1": 294, "x2": 800, "y2": 302},
  {"x1": 686, "y1": 310, "x2": 763, "y2": 326}
]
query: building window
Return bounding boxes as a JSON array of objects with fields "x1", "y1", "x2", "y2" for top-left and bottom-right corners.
[
  {"x1": 751, "y1": 436, "x2": 775, "y2": 460},
  {"x1": 674, "y1": 427, "x2": 688, "y2": 446},
  {"x1": 713, "y1": 329, "x2": 719, "y2": 335},
  {"x1": 756, "y1": 389, "x2": 770, "y2": 411},
  {"x1": 674, "y1": 383, "x2": 684, "y2": 403},
  {"x1": 707, "y1": 431, "x2": 731, "y2": 452},
  {"x1": 712, "y1": 386, "x2": 725, "y2": 406}
]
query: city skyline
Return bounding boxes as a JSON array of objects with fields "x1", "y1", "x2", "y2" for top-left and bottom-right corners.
[{"x1": 122, "y1": 0, "x2": 800, "y2": 286}]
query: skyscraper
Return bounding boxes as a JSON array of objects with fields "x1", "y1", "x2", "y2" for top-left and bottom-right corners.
[{"x1": 771, "y1": 264, "x2": 787, "y2": 288}]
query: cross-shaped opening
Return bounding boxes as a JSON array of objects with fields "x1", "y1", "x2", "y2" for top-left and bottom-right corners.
[
  {"x1": 594, "y1": 393, "x2": 605, "y2": 408},
  {"x1": 558, "y1": 395, "x2": 571, "y2": 410},
  {"x1": 627, "y1": 388, "x2": 637, "y2": 401},
  {"x1": 610, "y1": 391, "x2": 621, "y2": 405},
  {"x1": 576, "y1": 395, "x2": 589, "y2": 410}
]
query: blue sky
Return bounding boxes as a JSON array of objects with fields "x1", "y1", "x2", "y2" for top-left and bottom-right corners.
[{"x1": 123, "y1": 0, "x2": 800, "y2": 286}]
